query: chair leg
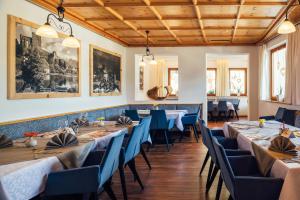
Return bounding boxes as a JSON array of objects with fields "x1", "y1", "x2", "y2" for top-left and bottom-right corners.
[
  {"x1": 140, "y1": 145, "x2": 152, "y2": 170},
  {"x1": 206, "y1": 166, "x2": 219, "y2": 193},
  {"x1": 192, "y1": 124, "x2": 199, "y2": 143},
  {"x1": 163, "y1": 130, "x2": 170, "y2": 151},
  {"x1": 215, "y1": 175, "x2": 223, "y2": 200},
  {"x1": 103, "y1": 179, "x2": 117, "y2": 200},
  {"x1": 235, "y1": 110, "x2": 239, "y2": 120},
  {"x1": 128, "y1": 159, "x2": 144, "y2": 190},
  {"x1": 206, "y1": 160, "x2": 214, "y2": 192},
  {"x1": 118, "y1": 166, "x2": 128, "y2": 200},
  {"x1": 199, "y1": 151, "x2": 210, "y2": 176}
]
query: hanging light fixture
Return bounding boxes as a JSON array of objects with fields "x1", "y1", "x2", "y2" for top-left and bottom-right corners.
[
  {"x1": 278, "y1": 0, "x2": 299, "y2": 34},
  {"x1": 36, "y1": 0, "x2": 80, "y2": 48},
  {"x1": 139, "y1": 31, "x2": 156, "y2": 66}
]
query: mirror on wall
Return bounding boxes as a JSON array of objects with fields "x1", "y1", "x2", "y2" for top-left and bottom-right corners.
[{"x1": 135, "y1": 55, "x2": 179, "y2": 101}]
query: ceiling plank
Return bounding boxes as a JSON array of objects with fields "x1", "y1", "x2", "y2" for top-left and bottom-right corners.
[
  {"x1": 232, "y1": 0, "x2": 245, "y2": 42},
  {"x1": 193, "y1": 0, "x2": 208, "y2": 43},
  {"x1": 258, "y1": 0, "x2": 297, "y2": 44},
  {"x1": 29, "y1": 0, "x2": 128, "y2": 46},
  {"x1": 93, "y1": 0, "x2": 154, "y2": 44},
  {"x1": 104, "y1": 26, "x2": 267, "y2": 31},
  {"x1": 120, "y1": 35, "x2": 261, "y2": 38},
  {"x1": 142, "y1": 0, "x2": 182, "y2": 44}
]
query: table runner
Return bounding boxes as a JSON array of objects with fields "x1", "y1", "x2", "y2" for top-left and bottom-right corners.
[
  {"x1": 224, "y1": 120, "x2": 300, "y2": 200},
  {"x1": 0, "y1": 122, "x2": 132, "y2": 200}
]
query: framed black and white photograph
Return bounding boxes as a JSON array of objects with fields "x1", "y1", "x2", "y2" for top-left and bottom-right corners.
[
  {"x1": 7, "y1": 15, "x2": 81, "y2": 99},
  {"x1": 90, "y1": 45, "x2": 122, "y2": 96}
]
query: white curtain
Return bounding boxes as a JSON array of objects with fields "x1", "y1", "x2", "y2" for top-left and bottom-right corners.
[
  {"x1": 149, "y1": 59, "x2": 166, "y2": 96},
  {"x1": 259, "y1": 44, "x2": 270, "y2": 100},
  {"x1": 285, "y1": 25, "x2": 300, "y2": 105},
  {"x1": 216, "y1": 59, "x2": 230, "y2": 96}
]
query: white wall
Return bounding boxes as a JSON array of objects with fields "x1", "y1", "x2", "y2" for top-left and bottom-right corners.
[
  {"x1": 0, "y1": 0, "x2": 128, "y2": 123},
  {"x1": 126, "y1": 46, "x2": 259, "y2": 121},
  {"x1": 258, "y1": 34, "x2": 300, "y2": 116}
]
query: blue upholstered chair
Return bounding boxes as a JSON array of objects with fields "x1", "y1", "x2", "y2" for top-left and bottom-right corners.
[
  {"x1": 119, "y1": 122, "x2": 145, "y2": 200},
  {"x1": 180, "y1": 114, "x2": 199, "y2": 142},
  {"x1": 125, "y1": 109, "x2": 140, "y2": 121},
  {"x1": 44, "y1": 133, "x2": 125, "y2": 200},
  {"x1": 259, "y1": 107, "x2": 286, "y2": 121},
  {"x1": 149, "y1": 110, "x2": 175, "y2": 151},
  {"x1": 212, "y1": 137, "x2": 283, "y2": 200},
  {"x1": 217, "y1": 100, "x2": 229, "y2": 121},
  {"x1": 199, "y1": 122, "x2": 251, "y2": 194},
  {"x1": 139, "y1": 116, "x2": 152, "y2": 169},
  {"x1": 207, "y1": 101, "x2": 215, "y2": 121}
]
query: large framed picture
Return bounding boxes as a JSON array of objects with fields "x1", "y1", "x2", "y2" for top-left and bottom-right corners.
[
  {"x1": 89, "y1": 45, "x2": 122, "y2": 96},
  {"x1": 7, "y1": 15, "x2": 81, "y2": 99}
]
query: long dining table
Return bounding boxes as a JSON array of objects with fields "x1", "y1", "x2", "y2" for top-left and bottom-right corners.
[
  {"x1": 0, "y1": 121, "x2": 134, "y2": 200},
  {"x1": 223, "y1": 120, "x2": 300, "y2": 200}
]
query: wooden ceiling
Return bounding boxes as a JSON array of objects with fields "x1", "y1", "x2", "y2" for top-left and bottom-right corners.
[{"x1": 30, "y1": 0, "x2": 298, "y2": 46}]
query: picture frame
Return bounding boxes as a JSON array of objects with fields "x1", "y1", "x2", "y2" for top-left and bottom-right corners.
[
  {"x1": 7, "y1": 15, "x2": 81, "y2": 99},
  {"x1": 89, "y1": 44, "x2": 122, "y2": 96}
]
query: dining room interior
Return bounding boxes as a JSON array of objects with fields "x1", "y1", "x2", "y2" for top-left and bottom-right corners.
[{"x1": 1, "y1": 0, "x2": 300, "y2": 200}]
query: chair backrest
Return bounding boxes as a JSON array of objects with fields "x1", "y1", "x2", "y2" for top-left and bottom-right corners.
[
  {"x1": 282, "y1": 109, "x2": 296, "y2": 126},
  {"x1": 99, "y1": 133, "x2": 125, "y2": 186},
  {"x1": 275, "y1": 107, "x2": 286, "y2": 122},
  {"x1": 149, "y1": 110, "x2": 168, "y2": 130},
  {"x1": 125, "y1": 110, "x2": 140, "y2": 121},
  {"x1": 212, "y1": 136, "x2": 235, "y2": 196},
  {"x1": 207, "y1": 101, "x2": 214, "y2": 112},
  {"x1": 124, "y1": 122, "x2": 145, "y2": 164},
  {"x1": 218, "y1": 100, "x2": 228, "y2": 112},
  {"x1": 140, "y1": 116, "x2": 152, "y2": 143},
  {"x1": 232, "y1": 99, "x2": 240, "y2": 110},
  {"x1": 198, "y1": 120, "x2": 207, "y2": 146},
  {"x1": 202, "y1": 127, "x2": 219, "y2": 165}
]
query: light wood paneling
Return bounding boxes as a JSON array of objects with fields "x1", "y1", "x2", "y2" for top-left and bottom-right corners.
[{"x1": 31, "y1": 0, "x2": 291, "y2": 46}]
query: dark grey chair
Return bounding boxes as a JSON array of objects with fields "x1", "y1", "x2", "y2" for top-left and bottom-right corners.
[
  {"x1": 207, "y1": 101, "x2": 215, "y2": 121},
  {"x1": 217, "y1": 101, "x2": 229, "y2": 121}
]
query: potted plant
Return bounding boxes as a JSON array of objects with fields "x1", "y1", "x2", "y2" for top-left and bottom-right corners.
[{"x1": 97, "y1": 117, "x2": 105, "y2": 127}]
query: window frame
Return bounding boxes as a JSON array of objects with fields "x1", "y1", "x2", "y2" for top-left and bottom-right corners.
[
  {"x1": 168, "y1": 68, "x2": 178, "y2": 97},
  {"x1": 207, "y1": 68, "x2": 217, "y2": 96},
  {"x1": 229, "y1": 68, "x2": 247, "y2": 96},
  {"x1": 270, "y1": 43, "x2": 287, "y2": 101}
]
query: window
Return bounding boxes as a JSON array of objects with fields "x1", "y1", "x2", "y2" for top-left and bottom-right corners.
[
  {"x1": 207, "y1": 68, "x2": 216, "y2": 96},
  {"x1": 229, "y1": 68, "x2": 247, "y2": 96},
  {"x1": 270, "y1": 44, "x2": 286, "y2": 101},
  {"x1": 168, "y1": 68, "x2": 178, "y2": 96}
]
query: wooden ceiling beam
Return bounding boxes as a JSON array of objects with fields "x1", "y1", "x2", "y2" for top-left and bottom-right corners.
[
  {"x1": 86, "y1": 16, "x2": 276, "y2": 21},
  {"x1": 105, "y1": 26, "x2": 267, "y2": 31},
  {"x1": 232, "y1": 0, "x2": 246, "y2": 42},
  {"x1": 93, "y1": 0, "x2": 155, "y2": 44},
  {"x1": 193, "y1": 0, "x2": 208, "y2": 43},
  {"x1": 258, "y1": 0, "x2": 297, "y2": 44},
  {"x1": 63, "y1": 1, "x2": 287, "y2": 8},
  {"x1": 119, "y1": 35, "x2": 261, "y2": 39},
  {"x1": 142, "y1": 0, "x2": 182, "y2": 44}
]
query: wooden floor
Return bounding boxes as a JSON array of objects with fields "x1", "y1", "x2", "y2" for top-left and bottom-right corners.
[{"x1": 100, "y1": 120, "x2": 239, "y2": 200}]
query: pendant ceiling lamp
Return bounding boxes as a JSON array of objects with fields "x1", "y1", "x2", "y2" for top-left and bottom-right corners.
[
  {"x1": 36, "y1": 0, "x2": 80, "y2": 48},
  {"x1": 140, "y1": 31, "x2": 156, "y2": 66},
  {"x1": 278, "y1": 0, "x2": 300, "y2": 34}
]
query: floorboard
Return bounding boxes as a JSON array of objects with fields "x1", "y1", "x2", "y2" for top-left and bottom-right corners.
[{"x1": 99, "y1": 119, "x2": 243, "y2": 200}]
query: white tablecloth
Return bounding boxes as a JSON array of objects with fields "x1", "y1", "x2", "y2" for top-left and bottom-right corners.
[
  {"x1": 0, "y1": 127, "x2": 124, "y2": 200},
  {"x1": 138, "y1": 110, "x2": 188, "y2": 131},
  {"x1": 223, "y1": 120, "x2": 300, "y2": 200},
  {"x1": 213, "y1": 101, "x2": 235, "y2": 111}
]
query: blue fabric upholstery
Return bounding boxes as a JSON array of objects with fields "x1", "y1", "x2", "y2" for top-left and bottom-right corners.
[
  {"x1": 218, "y1": 101, "x2": 228, "y2": 112},
  {"x1": 212, "y1": 137, "x2": 283, "y2": 200},
  {"x1": 176, "y1": 104, "x2": 201, "y2": 114},
  {"x1": 282, "y1": 109, "x2": 296, "y2": 126},
  {"x1": 140, "y1": 116, "x2": 152, "y2": 143},
  {"x1": 181, "y1": 114, "x2": 199, "y2": 142},
  {"x1": 125, "y1": 110, "x2": 140, "y2": 121},
  {"x1": 295, "y1": 112, "x2": 300, "y2": 128},
  {"x1": 150, "y1": 110, "x2": 174, "y2": 130},
  {"x1": 275, "y1": 107, "x2": 286, "y2": 122},
  {"x1": 129, "y1": 104, "x2": 153, "y2": 110},
  {"x1": 158, "y1": 104, "x2": 176, "y2": 110},
  {"x1": 122, "y1": 123, "x2": 145, "y2": 165},
  {"x1": 44, "y1": 133, "x2": 125, "y2": 199}
]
